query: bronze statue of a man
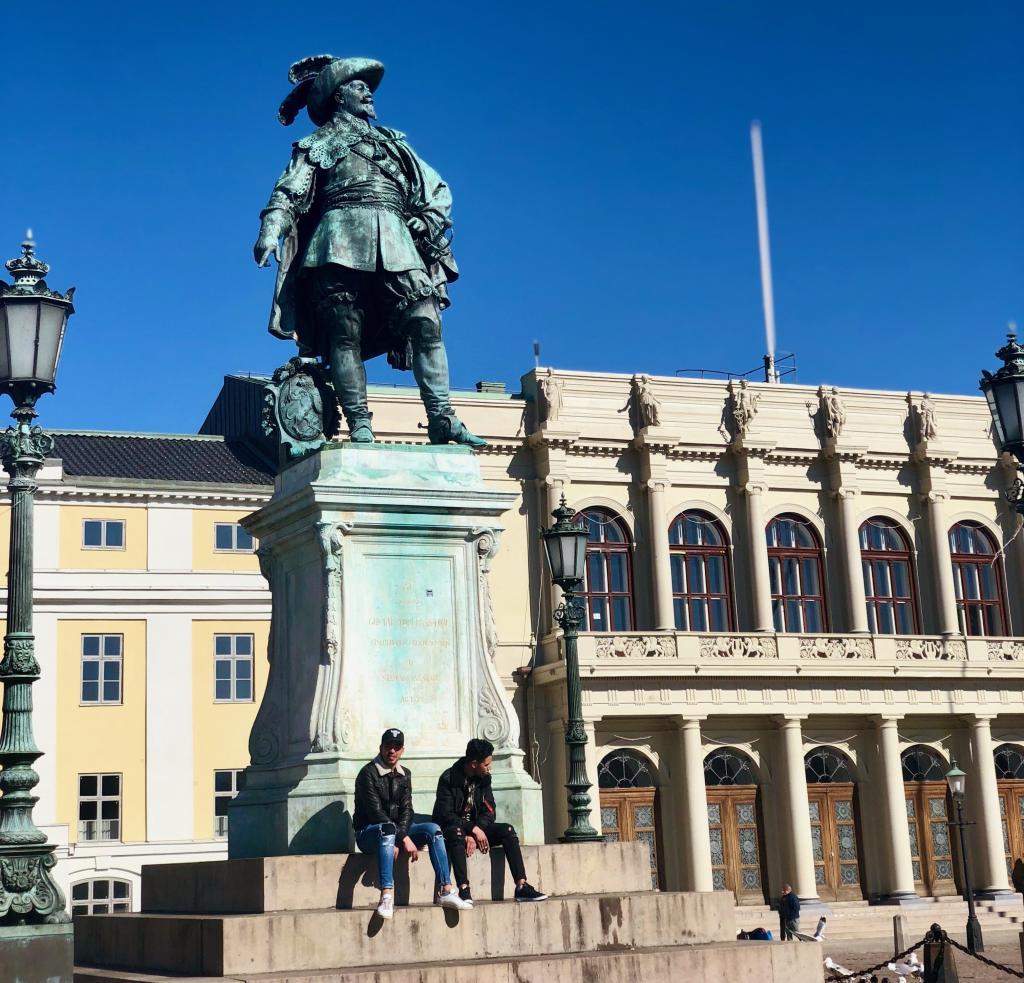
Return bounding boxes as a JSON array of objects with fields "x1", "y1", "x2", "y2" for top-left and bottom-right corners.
[{"x1": 254, "y1": 55, "x2": 485, "y2": 447}]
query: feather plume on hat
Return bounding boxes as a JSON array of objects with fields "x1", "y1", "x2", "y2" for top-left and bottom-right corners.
[{"x1": 278, "y1": 54, "x2": 336, "y2": 125}]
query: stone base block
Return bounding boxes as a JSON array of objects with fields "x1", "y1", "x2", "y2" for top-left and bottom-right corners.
[
  {"x1": 75, "y1": 940, "x2": 823, "y2": 983},
  {"x1": 75, "y1": 891, "x2": 736, "y2": 977},
  {"x1": 0, "y1": 922, "x2": 74, "y2": 983},
  {"x1": 143, "y1": 842, "x2": 651, "y2": 914}
]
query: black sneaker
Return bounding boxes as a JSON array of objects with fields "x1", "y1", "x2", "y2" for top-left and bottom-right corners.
[
  {"x1": 514, "y1": 883, "x2": 547, "y2": 902},
  {"x1": 458, "y1": 886, "x2": 474, "y2": 907}
]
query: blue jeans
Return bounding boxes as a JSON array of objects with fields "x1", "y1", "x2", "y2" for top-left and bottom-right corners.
[{"x1": 355, "y1": 820, "x2": 452, "y2": 891}]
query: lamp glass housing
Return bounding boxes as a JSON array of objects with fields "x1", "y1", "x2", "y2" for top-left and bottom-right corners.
[
  {"x1": 544, "y1": 525, "x2": 588, "y2": 585},
  {"x1": 0, "y1": 295, "x2": 70, "y2": 390},
  {"x1": 945, "y1": 761, "x2": 966, "y2": 798}
]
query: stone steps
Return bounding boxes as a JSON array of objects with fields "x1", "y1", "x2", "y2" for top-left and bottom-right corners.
[
  {"x1": 73, "y1": 940, "x2": 823, "y2": 983},
  {"x1": 74, "y1": 891, "x2": 736, "y2": 978},
  {"x1": 140, "y1": 841, "x2": 650, "y2": 914}
]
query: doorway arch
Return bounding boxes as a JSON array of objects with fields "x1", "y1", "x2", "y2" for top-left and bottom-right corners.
[
  {"x1": 598, "y1": 749, "x2": 662, "y2": 888},
  {"x1": 804, "y1": 747, "x2": 864, "y2": 901},
  {"x1": 704, "y1": 748, "x2": 767, "y2": 904}
]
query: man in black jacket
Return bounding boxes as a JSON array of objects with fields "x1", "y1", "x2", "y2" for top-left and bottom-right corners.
[
  {"x1": 354, "y1": 728, "x2": 470, "y2": 918},
  {"x1": 779, "y1": 883, "x2": 801, "y2": 940},
  {"x1": 432, "y1": 738, "x2": 547, "y2": 905}
]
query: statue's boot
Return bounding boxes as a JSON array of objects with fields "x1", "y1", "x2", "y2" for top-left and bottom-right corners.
[
  {"x1": 409, "y1": 314, "x2": 487, "y2": 448},
  {"x1": 326, "y1": 304, "x2": 375, "y2": 443}
]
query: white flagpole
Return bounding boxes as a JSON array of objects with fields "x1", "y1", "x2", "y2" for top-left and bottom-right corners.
[{"x1": 750, "y1": 120, "x2": 779, "y2": 383}]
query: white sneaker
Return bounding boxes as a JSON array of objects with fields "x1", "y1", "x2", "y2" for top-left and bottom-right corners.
[
  {"x1": 376, "y1": 893, "x2": 394, "y2": 919},
  {"x1": 437, "y1": 890, "x2": 472, "y2": 911}
]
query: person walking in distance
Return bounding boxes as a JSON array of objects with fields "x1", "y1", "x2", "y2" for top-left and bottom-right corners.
[
  {"x1": 432, "y1": 738, "x2": 547, "y2": 905},
  {"x1": 353, "y1": 728, "x2": 470, "y2": 919},
  {"x1": 779, "y1": 883, "x2": 800, "y2": 941}
]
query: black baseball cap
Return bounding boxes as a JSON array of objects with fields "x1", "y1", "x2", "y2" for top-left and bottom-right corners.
[{"x1": 381, "y1": 728, "x2": 405, "y2": 747}]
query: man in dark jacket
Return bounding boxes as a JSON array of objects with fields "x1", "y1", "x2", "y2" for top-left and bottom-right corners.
[
  {"x1": 779, "y1": 883, "x2": 800, "y2": 940},
  {"x1": 354, "y1": 728, "x2": 470, "y2": 918},
  {"x1": 432, "y1": 738, "x2": 547, "y2": 905}
]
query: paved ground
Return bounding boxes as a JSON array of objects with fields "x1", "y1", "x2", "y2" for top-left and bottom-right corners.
[{"x1": 820, "y1": 930, "x2": 1023, "y2": 980}]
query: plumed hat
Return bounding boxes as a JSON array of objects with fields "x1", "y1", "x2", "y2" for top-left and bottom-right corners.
[{"x1": 278, "y1": 55, "x2": 386, "y2": 127}]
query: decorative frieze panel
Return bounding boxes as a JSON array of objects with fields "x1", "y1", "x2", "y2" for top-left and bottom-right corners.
[
  {"x1": 698, "y1": 635, "x2": 779, "y2": 660},
  {"x1": 595, "y1": 634, "x2": 676, "y2": 659},
  {"x1": 799, "y1": 636, "x2": 875, "y2": 660},
  {"x1": 987, "y1": 640, "x2": 1024, "y2": 662},
  {"x1": 895, "y1": 638, "x2": 967, "y2": 661}
]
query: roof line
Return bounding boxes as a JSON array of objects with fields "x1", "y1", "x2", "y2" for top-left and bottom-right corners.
[{"x1": 50, "y1": 430, "x2": 228, "y2": 441}]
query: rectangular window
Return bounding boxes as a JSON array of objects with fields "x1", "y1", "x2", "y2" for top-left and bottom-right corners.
[
  {"x1": 80, "y1": 634, "x2": 123, "y2": 705},
  {"x1": 71, "y1": 878, "x2": 131, "y2": 916},
  {"x1": 82, "y1": 519, "x2": 125, "y2": 550},
  {"x1": 214, "y1": 634, "x2": 254, "y2": 702},
  {"x1": 214, "y1": 522, "x2": 255, "y2": 553},
  {"x1": 213, "y1": 768, "x2": 246, "y2": 838},
  {"x1": 78, "y1": 773, "x2": 121, "y2": 841}
]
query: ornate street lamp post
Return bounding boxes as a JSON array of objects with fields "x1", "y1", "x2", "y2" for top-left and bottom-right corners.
[
  {"x1": 945, "y1": 761, "x2": 983, "y2": 954},
  {"x1": 541, "y1": 496, "x2": 601, "y2": 842},
  {"x1": 0, "y1": 233, "x2": 74, "y2": 925},
  {"x1": 980, "y1": 327, "x2": 1024, "y2": 513}
]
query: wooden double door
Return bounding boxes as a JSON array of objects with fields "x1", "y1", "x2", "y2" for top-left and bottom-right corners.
[
  {"x1": 599, "y1": 789, "x2": 663, "y2": 888},
  {"x1": 905, "y1": 781, "x2": 957, "y2": 897},
  {"x1": 997, "y1": 779, "x2": 1024, "y2": 883},
  {"x1": 706, "y1": 787, "x2": 767, "y2": 904},
  {"x1": 807, "y1": 785, "x2": 864, "y2": 901}
]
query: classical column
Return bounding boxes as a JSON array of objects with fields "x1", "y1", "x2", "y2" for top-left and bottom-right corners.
[
  {"x1": 774, "y1": 716, "x2": 819, "y2": 900},
  {"x1": 967, "y1": 715, "x2": 1012, "y2": 897},
  {"x1": 835, "y1": 488, "x2": 870, "y2": 633},
  {"x1": 923, "y1": 491, "x2": 960, "y2": 637},
  {"x1": 676, "y1": 716, "x2": 713, "y2": 891},
  {"x1": 742, "y1": 482, "x2": 775, "y2": 632},
  {"x1": 873, "y1": 715, "x2": 917, "y2": 901},
  {"x1": 647, "y1": 479, "x2": 676, "y2": 630}
]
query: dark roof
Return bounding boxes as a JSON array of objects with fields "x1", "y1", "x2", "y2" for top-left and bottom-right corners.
[{"x1": 51, "y1": 433, "x2": 275, "y2": 487}]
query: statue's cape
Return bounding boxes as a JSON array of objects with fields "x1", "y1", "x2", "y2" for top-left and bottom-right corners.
[{"x1": 267, "y1": 119, "x2": 458, "y2": 345}]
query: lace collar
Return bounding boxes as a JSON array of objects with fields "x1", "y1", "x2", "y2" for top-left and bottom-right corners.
[{"x1": 298, "y1": 113, "x2": 405, "y2": 170}]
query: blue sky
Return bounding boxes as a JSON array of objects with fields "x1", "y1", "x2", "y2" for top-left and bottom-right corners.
[{"x1": 3, "y1": 2, "x2": 1021, "y2": 432}]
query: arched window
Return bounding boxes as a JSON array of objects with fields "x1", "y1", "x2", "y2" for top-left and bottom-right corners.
[
  {"x1": 668, "y1": 510, "x2": 733, "y2": 632},
  {"x1": 70, "y1": 877, "x2": 132, "y2": 916},
  {"x1": 901, "y1": 745, "x2": 947, "y2": 782},
  {"x1": 765, "y1": 515, "x2": 827, "y2": 632},
  {"x1": 994, "y1": 744, "x2": 1024, "y2": 780},
  {"x1": 949, "y1": 522, "x2": 1008, "y2": 637},
  {"x1": 598, "y1": 750, "x2": 656, "y2": 789},
  {"x1": 579, "y1": 508, "x2": 634, "y2": 632},
  {"x1": 805, "y1": 747, "x2": 855, "y2": 784},
  {"x1": 704, "y1": 749, "x2": 757, "y2": 786},
  {"x1": 859, "y1": 518, "x2": 919, "y2": 635}
]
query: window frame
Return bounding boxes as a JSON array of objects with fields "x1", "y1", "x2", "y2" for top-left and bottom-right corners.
[
  {"x1": 668, "y1": 510, "x2": 734, "y2": 632},
  {"x1": 859, "y1": 517, "x2": 920, "y2": 635},
  {"x1": 213, "y1": 768, "x2": 247, "y2": 838},
  {"x1": 81, "y1": 518, "x2": 126, "y2": 551},
  {"x1": 948, "y1": 521, "x2": 1009, "y2": 637},
  {"x1": 214, "y1": 522, "x2": 255, "y2": 554},
  {"x1": 80, "y1": 633, "x2": 123, "y2": 706},
  {"x1": 577, "y1": 508, "x2": 635, "y2": 632},
  {"x1": 77, "y1": 772, "x2": 122, "y2": 842},
  {"x1": 70, "y1": 877, "x2": 132, "y2": 916},
  {"x1": 765, "y1": 514, "x2": 829, "y2": 633},
  {"x1": 213, "y1": 633, "x2": 255, "y2": 704}
]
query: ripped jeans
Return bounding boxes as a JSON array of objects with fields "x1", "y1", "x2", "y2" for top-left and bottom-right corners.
[{"x1": 355, "y1": 820, "x2": 453, "y2": 891}]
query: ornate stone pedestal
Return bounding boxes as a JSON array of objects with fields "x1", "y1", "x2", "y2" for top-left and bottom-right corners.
[{"x1": 228, "y1": 443, "x2": 541, "y2": 857}]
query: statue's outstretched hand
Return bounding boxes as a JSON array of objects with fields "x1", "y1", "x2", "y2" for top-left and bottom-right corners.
[
  {"x1": 254, "y1": 233, "x2": 282, "y2": 268},
  {"x1": 406, "y1": 216, "x2": 428, "y2": 237}
]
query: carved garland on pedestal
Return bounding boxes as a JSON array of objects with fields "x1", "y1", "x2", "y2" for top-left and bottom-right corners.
[
  {"x1": 249, "y1": 546, "x2": 282, "y2": 766},
  {"x1": 0, "y1": 853, "x2": 69, "y2": 924},
  {"x1": 472, "y1": 528, "x2": 516, "y2": 750},
  {"x1": 312, "y1": 521, "x2": 351, "y2": 752}
]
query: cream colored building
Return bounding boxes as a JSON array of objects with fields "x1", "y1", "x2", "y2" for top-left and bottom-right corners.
[{"x1": 22, "y1": 368, "x2": 1024, "y2": 913}]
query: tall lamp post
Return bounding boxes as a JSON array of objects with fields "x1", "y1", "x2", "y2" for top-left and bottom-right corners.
[
  {"x1": 980, "y1": 327, "x2": 1024, "y2": 514},
  {"x1": 945, "y1": 761, "x2": 984, "y2": 954},
  {"x1": 540, "y1": 495, "x2": 601, "y2": 842},
  {"x1": 0, "y1": 233, "x2": 74, "y2": 926}
]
